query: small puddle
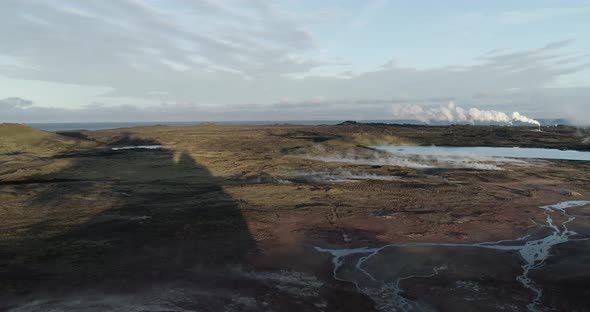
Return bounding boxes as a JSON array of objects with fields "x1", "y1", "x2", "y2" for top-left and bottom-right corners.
[
  {"x1": 111, "y1": 145, "x2": 163, "y2": 151},
  {"x1": 316, "y1": 200, "x2": 590, "y2": 312}
]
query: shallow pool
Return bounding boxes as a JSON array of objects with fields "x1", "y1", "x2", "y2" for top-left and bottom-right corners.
[
  {"x1": 111, "y1": 145, "x2": 163, "y2": 151},
  {"x1": 372, "y1": 145, "x2": 590, "y2": 161}
]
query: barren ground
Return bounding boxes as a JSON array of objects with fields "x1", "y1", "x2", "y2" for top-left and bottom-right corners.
[{"x1": 1, "y1": 123, "x2": 589, "y2": 311}]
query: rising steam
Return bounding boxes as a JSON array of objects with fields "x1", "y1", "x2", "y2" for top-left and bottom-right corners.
[{"x1": 392, "y1": 102, "x2": 541, "y2": 127}]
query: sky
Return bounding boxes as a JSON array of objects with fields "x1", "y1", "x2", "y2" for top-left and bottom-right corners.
[{"x1": 1, "y1": 0, "x2": 590, "y2": 123}]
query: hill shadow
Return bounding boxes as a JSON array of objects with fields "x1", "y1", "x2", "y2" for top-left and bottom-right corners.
[{"x1": 0, "y1": 141, "x2": 256, "y2": 301}]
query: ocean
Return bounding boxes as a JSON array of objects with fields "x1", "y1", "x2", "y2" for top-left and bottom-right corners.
[
  {"x1": 26, "y1": 120, "x2": 349, "y2": 132},
  {"x1": 26, "y1": 119, "x2": 571, "y2": 132}
]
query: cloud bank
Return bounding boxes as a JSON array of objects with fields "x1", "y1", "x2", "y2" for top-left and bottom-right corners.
[{"x1": 0, "y1": 1, "x2": 589, "y2": 122}]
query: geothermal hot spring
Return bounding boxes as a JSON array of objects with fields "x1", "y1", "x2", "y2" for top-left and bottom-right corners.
[
  {"x1": 372, "y1": 145, "x2": 590, "y2": 162},
  {"x1": 310, "y1": 144, "x2": 590, "y2": 172}
]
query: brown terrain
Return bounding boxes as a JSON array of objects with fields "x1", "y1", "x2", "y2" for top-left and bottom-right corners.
[{"x1": 1, "y1": 122, "x2": 589, "y2": 311}]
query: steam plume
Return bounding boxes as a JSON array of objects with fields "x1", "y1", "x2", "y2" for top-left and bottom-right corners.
[{"x1": 392, "y1": 101, "x2": 541, "y2": 127}]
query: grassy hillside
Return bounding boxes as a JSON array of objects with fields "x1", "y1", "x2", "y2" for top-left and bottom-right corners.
[{"x1": 0, "y1": 123, "x2": 98, "y2": 154}]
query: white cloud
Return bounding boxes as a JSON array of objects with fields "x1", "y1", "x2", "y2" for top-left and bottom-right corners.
[
  {"x1": 0, "y1": 1, "x2": 589, "y2": 122},
  {"x1": 0, "y1": 97, "x2": 34, "y2": 109},
  {"x1": 0, "y1": 0, "x2": 316, "y2": 102}
]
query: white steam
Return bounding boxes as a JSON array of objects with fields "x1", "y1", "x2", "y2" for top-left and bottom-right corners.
[
  {"x1": 310, "y1": 154, "x2": 507, "y2": 171},
  {"x1": 287, "y1": 170, "x2": 404, "y2": 183},
  {"x1": 305, "y1": 150, "x2": 533, "y2": 171},
  {"x1": 576, "y1": 127, "x2": 590, "y2": 145},
  {"x1": 392, "y1": 101, "x2": 541, "y2": 127}
]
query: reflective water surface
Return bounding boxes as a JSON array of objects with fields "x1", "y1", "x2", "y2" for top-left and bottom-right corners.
[{"x1": 373, "y1": 145, "x2": 590, "y2": 161}]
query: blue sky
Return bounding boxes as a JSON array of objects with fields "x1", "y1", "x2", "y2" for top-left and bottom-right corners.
[
  {"x1": 1, "y1": 0, "x2": 589, "y2": 122},
  {"x1": 294, "y1": 0, "x2": 590, "y2": 72}
]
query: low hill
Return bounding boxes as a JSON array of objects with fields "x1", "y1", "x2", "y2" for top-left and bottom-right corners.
[{"x1": 0, "y1": 123, "x2": 99, "y2": 154}]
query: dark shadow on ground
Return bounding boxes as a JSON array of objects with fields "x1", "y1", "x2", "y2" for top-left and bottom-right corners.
[{"x1": 0, "y1": 143, "x2": 257, "y2": 308}]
